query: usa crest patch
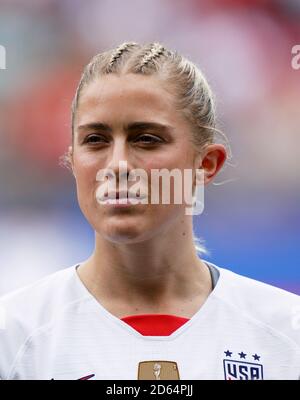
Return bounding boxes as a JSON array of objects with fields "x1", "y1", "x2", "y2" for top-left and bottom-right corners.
[{"x1": 223, "y1": 350, "x2": 263, "y2": 380}]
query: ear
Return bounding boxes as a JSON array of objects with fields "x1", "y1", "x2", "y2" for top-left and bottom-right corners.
[{"x1": 198, "y1": 144, "x2": 227, "y2": 185}]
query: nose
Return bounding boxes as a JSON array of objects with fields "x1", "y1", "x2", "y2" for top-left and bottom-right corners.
[{"x1": 105, "y1": 136, "x2": 131, "y2": 183}]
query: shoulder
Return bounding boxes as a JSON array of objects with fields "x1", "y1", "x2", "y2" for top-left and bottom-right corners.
[
  {"x1": 0, "y1": 265, "x2": 84, "y2": 323},
  {"x1": 0, "y1": 265, "x2": 86, "y2": 378},
  {"x1": 211, "y1": 262, "x2": 300, "y2": 347}
]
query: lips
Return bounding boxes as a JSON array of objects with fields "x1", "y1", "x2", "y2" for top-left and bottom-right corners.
[{"x1": 98, "y1": 190, "x2": 147, "y2": 202}]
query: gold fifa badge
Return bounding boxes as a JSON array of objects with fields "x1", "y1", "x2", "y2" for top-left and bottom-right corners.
[{"x1": 137, "y1": 361, "x2": 180, "y2": 380}]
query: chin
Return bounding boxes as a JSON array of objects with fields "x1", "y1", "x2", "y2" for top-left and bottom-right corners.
[
  {"x1": 99, "y1": 218, "x2": 151, "y2": 244},
  {"x1": 102, "y1": 229, "x2": 148, "y2": 245}
]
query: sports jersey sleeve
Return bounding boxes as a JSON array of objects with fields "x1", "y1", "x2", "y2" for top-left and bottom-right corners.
[{"x1": 0, "y1": 298, "x2": 28, "y2": 379}]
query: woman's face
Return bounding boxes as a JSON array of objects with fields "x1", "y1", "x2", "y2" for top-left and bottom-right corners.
[{"x1": 72, "y1": 73, "x2": 200, "y2": 244}]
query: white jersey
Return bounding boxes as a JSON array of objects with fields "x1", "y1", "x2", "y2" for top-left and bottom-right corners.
[{"x1": 0, "y1": 262, "x2": 299, "y2": 380}]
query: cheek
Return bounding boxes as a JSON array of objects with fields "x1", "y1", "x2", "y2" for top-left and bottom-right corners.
[
  {"x1": 73, "y1": 153, "x2": 100, "y2": 198},
  {"x1": 144, "y1": 147, "x2": 191, "y2": 172},
  {"x1": 74, "y1": 150, "x2": 99, "y2": 172}
]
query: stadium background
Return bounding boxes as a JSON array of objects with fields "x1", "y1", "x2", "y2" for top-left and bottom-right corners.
[{"x1": 0, "y1": 0, "x2": 299, "y2": 295}]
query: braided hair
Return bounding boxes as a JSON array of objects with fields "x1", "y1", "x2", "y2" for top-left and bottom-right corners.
[
  {"x1": 106, "y1": 42, "x2": 138, "y2": 73},
  {"x1": 138, "y1": 42, "x2": 165, "y2": 70}
]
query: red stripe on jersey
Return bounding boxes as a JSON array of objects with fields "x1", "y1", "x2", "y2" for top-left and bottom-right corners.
[{"x1": 121, "y1": 314, "x2": 189, "y2": 336}]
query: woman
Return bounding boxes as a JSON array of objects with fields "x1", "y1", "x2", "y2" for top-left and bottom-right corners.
[{"x1": 0, "y1": 42, "x2": 299, "y2": 380}]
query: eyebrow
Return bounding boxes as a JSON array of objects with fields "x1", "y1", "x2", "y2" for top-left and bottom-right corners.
[{"x1": 77, "y1": 121, "x2": 174, "y2": 134}]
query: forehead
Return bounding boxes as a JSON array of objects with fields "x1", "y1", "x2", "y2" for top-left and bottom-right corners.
[{"x1": 75, "y1": 74, "x2": 182, "y2": 129}]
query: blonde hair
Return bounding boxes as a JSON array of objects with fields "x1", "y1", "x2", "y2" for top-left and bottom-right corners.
[
  {"x1": 70, "y1": 41, "x2": 218, "y2": 147},
  {"x1": 64, "y1": 41, "x2": 230, "y2": 255}
]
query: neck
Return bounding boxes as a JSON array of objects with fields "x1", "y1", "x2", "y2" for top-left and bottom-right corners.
[{"x1": 77, "y1": 220, "x2": 212, "y2": 318}]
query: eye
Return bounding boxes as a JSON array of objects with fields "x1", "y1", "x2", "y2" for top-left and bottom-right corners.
[
  {"x1": 134, "y1": 134, "x2": 164, "y2": 145},
  {"x1": 83, "y1": 134, "x2": 108, "y2": 144}
]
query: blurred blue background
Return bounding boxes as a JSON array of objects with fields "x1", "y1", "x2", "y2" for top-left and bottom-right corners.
[{"x1": 0, "y1": 0, "x2": 299, "y2": 295}]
